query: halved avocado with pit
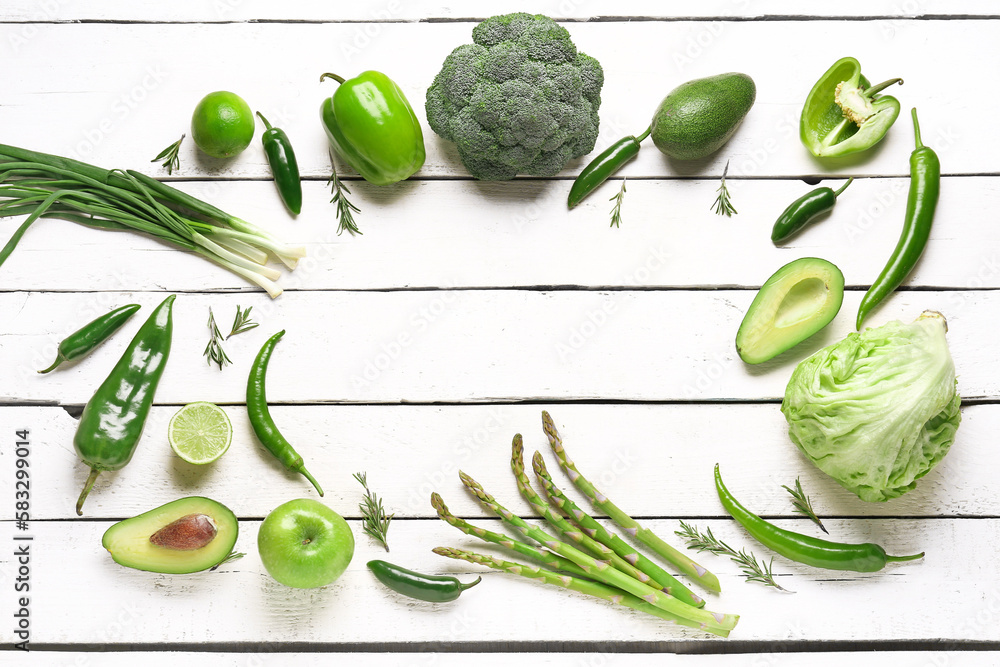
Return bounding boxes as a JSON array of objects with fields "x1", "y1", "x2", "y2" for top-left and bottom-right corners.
[
  {"x1": 102, "y1": 496, "x2": 239, "y2": 574},
  {"x1": 736, "y1": 257, "x2": 844, "y2": 364}
]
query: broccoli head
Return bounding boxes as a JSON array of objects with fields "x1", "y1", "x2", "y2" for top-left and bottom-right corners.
[{"x1": 425, "y1": 13, "x2": 604, "y2": 180}]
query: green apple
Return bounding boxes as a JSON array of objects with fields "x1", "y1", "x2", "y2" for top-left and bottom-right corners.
[{"x1": 257, "y1": 498, "x2": 355, "y2": 588}]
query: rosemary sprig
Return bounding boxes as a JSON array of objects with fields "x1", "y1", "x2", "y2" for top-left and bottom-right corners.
[
  {"x1": 354, "y1": 471, "x2": 393, "y2": 551},
  {"x1": 151, "y1": 134, "x2": 184, "y2": 175},
  {"x1": 328, "y1": 160, "x2": 362, "y2": 236},
  {"x1": 609, "y1": 179, "x2": 626, "y2": 228},
  {"x1": 783, "y1": 477, "x2": 828, "y2": 534},
  {"x1": 203, "y1": 307, "x2": 231, "y2": 370},
  {"x1": 711, "y1": 160, "x2": 737, "y2": 217},
  {"x1": 210, "y1": 551, "x2": 246, "y2": 571},
  {"x1": 675, "y1": 520, "x2": 793, "y2": 592},
  {"x1": 227, "y1": 305, "x2": 259, "y2": 339}
]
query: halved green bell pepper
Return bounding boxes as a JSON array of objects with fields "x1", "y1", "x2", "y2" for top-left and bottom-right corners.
[
  {"x1": 800, "y1": 57, "x2": 903, "y2": 158},
  {"x1": 320, "y1": 71, "x2": 425, "y2": 185}
]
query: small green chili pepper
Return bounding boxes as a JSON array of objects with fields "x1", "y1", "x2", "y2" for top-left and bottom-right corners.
[
  {"x1": 856, "y1": 108, "x2": 939, "y2": 329},
  {"x1": 319, "y1": 71, "x2": 425, "y2": 186},
  {"x1": 256, "y1": 112, "x2": 302, "y2": 215},
  {"x1": 770, "y1": 178, "x2": 853, "y2": 244},
  {"x1": 247, "y1": 330, "x2": 323, "y2": 495},
  {"x1": 800, "y1": 57, "x2": 902, "y2": 158},
  {"x1": 39, "y1": 303, "x2": 140, "y2": 374},
  {"x1": 74, "y1": 295, "x2": 175, "y2": 515},
  {"x1": 715, "y1": 465, "x2": 923, "y2": 572},
  {"x1": 367, "y1": 560, "x2": 481, "y2": 602},
  {"x1": 568, "y1": 128, "x2": 650, "y2": 209}
]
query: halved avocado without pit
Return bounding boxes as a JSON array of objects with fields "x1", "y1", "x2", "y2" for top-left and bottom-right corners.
[
  {"x1": 736, "y1": 257, "x2": 845, "y2": 364},
  {"x1": 102, "y1": 496, "x2": 239, "y2": 574}
]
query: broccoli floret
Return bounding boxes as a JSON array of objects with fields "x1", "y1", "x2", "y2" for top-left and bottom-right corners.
[{"x1": 426, "y1": 13, "x2": 604, "y2": 180}]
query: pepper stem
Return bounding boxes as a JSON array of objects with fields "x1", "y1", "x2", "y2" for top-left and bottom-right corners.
[
  {"x1": 459, "y1": 576, "x2": 483, "y2": 591},
  {"x1": 37, "y1": 355, "x2": 65, "y2": 374},
  {"x1": 863, "y1": 77, "x2": 903, "y2": 98},
  {"x1": 635, "y1": 126, "x2": 652, "y2": 143},
  {"x1": 300, "y1": 466, "x2": 325, "y2": 496},
  {"x1": 255, "y1": 112, "x2": 273, "y2": 132},
  {"x1": 911, "y1": 108, "x2": 923, "y2": 149},
  {"x1": 319, "y1": 73, "x2": 346, "y2": 85},
  {"x1": 832, "y1": 177, "x2": 854, "y2": 198},
  {"x1": 76, "y1": 468, "x2": 101, "y2": 516},
  {"x1": 885, "y1": 551, "x2": 925, "y2": 563}
]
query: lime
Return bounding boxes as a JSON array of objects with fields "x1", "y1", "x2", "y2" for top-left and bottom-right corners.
[
  {"x1": 190, "y1": 91, "x2": 255, "y2": 158},
  {"x1": 168, "y1": 402, "x2": 233, "y2": 465}
]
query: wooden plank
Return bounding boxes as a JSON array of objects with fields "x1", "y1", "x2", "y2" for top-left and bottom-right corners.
[
  {"x1": 0, "y1": 20, "x2": 990, "y2": 179},
  {"x1": 0, "y1": 516, "x2": 994, "y2": 645},
  {"x1": 0, "y1": 289, "x2": 991, "y2": 405},
  {"x1": 0, "y1": 402, "x2": 991, "y2": 522},
  {"x1": 11, "y1": 654, "x2": 1000, "y2": 666},
  {"x1": 1, "y1": 1, "x2": 996, "y2": 22},
  {"x1": 1, "y1": 176, "x2": 996, "y2": 293}
]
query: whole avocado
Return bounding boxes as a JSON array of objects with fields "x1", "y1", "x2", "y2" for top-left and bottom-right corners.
[{"x1": 651, "y1": 73, "x2": 755, "y2": 160}]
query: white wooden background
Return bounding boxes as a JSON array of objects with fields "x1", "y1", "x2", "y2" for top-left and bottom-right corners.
[{"x1": 1, "y1": 2, "x2": 998, "y2": 664}]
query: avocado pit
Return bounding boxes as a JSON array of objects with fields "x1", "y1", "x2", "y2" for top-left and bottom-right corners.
[{"x1": 150, "y1": 513, "x2": 218, "y2": 551}]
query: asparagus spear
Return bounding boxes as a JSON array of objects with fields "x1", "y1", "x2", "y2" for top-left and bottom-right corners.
[
  {"x1": 533, "y1": 450, "x2": 704, "y2": 608},
  {"x1": 510, "y1": 434, "x2": 670, "y2": 595},
  {"x1": 541, "y1": 410, "x2": 721, "y2": 593},
  {"x1": 459, "y1": 470, "x2": 738, "y2": 634},
  {"x1": 433, "y1": 547, "x2": 732, "y2": 638},
  {"x1": 431, "y1": 492, "x2": 592, "y2": 579}
]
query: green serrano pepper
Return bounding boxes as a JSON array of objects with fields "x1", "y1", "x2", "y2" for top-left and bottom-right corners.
[
  {"x1": 715, "y1": 465, "x2": 923, "y2": 572},
  {"x1": 246, "y1": 330, "x2": 323, "y2": 495},
  {"x1": 39, "y1": 303, "x2": 140, "y2": 373},
  {"x1": 770, "y1": 179, "x2": 853, "y2": 244},
  {"x1": 74, "y1": 295, "x2": 175, "y2": 515},
  {"x1": 256, "y1": 112, "x2": 302, "y2": 215},
  {"x1": 567, "y1": 128, "x2": 650, "y2": 209},
  {"x1": 367, "y1": 560, "x2": 481, "y2": 602},
  {"x1": 856, "y1": 108, "x2": 940, "y2": 329}
]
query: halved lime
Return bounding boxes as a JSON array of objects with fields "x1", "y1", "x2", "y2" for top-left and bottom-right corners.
[{"x1": 168, "y1": 402, "x2": 233, "y2": 465}]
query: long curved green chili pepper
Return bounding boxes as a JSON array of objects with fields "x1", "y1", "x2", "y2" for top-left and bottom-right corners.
[
  {"x1": 856, "y1": 108, "x2": 939, "y2": 329},
  {"x1": 39, "y1": 304, "x2": 140, "y2": 373},
  {"x1": 74, "y1": 295, "x2": 175, "y2": 515},
  {"x1": 715, "y1": 465, "x2": 923, "y2": 572},
  {"x1": 771, "y1": 178, "x2": 853, "y2": 244},
  {"x1": 367, "y1": 560, "x2": 481, "y2": 602},
  {"x1": 246, "y1": 330, "x2": 323, "y2": 495},
  {"x1": 567, "y1": 127, "x2": 650, "y2": 209},
  {"x1": 256, "y1": 112, "x2": 302, "y2": 215}
]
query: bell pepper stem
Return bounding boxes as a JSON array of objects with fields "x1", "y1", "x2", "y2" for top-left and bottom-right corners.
[
  {"x1": 832, "y1": 177, "x2": 854, "y2": 198},
  {"x1": 255, "y1": 112, "x2": 273, "y2": 132},
  {"x1": 886, "y1": 551, "x2": 925, "y2": 563},
  {"x1": 300, "y1": 466, "x2": 325, "y2": 496},
  {"x1": 320, "y1": 73, "x2": 346, "y2": 85},
  {"x1": 76, "y1": 467, "x2": 101, "y2": 515},
  {"x1": 911, "y1": 108, "x2": 924, "y2": 149},
  {"x1": 863, "y1": 77, "x2": 903, "y2": 98}
]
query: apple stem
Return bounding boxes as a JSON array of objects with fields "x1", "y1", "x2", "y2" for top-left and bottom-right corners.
[{"x1": 300, "y1": 467, "x2": 324, "y2": 496}]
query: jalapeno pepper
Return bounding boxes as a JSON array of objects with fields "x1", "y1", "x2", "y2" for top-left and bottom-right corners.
[
  {"x1": 319, "y1": 71, "x2": 425, "y2": 186},
  {"x1": 856, "y1": 108, "x2": 939, "y2": 329},
  {"x1": 800, "y1": 57, "x2": 903, "y2": 158},
  {"x1": 247, "y1": 330, "x2": 323, "y2": 495},
  {"x1": 256, "y1": 112, "x2": 302, "y2": 215},
  {"x1": 74, "y1": 295, "x2": 175, "y2": 515},
  {"x1": 567, "y1": 128, "x2": 650, "y2": 209},
  {"x1": 715, "y1": 465, "x2": 923, "y2": 572},
  {"x1": 367, "y1": 560, "x2": 481, "y2": 602},
  {"x1": 770, "y1": 178, "x2": 853, "y2": 244},
  {"x1": 39, "y1": 303, "x2": 140, "y2": 374}
]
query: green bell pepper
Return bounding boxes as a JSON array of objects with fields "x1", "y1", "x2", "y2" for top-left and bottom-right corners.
[
  {"x1": 800, "y1": 57, "x2": 903, "y2": 158},
  {"x1": 319, "y1": 71, "x2": 425, "y2": 185}
]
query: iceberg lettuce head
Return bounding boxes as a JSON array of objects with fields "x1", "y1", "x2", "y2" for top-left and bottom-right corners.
[{"x1": 781, "y1": 311, "x2": 961, "y2": 502}]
